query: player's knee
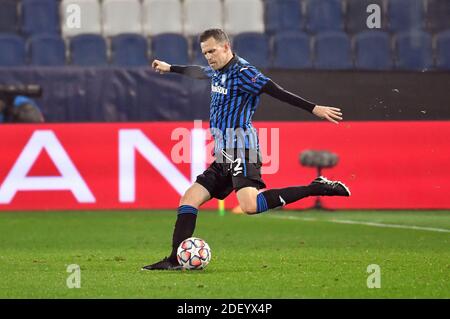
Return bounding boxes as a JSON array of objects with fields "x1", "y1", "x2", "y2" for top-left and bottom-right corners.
[
  {"x1": 239, "y1": 200, "x2": 258, "y2": 215},
  {"x1": 179, "y1": 184, "x2": 211, "y2": 208},
  {"x1": 179, "y1": 192, "x2": 198, "y2": 208}
]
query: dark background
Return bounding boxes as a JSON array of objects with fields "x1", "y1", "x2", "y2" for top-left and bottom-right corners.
[{"x1": 1, "y1": 67, "x2": 449, "y2": 122}]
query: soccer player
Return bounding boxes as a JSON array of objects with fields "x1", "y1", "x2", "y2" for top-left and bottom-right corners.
[{"x1": 143, "y1": 29, "x2": 350, "y2": 270}]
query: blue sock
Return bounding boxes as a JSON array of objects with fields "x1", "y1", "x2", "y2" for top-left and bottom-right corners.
[
  {"x1": 256, "y1": 193, "x2": 269, "y2": 214},
  {"x1": 169, "y1": 205, "x2": 198, "y2": 262},
  {"x1": 256, "y1": 186, "x2": 317, "y2": 214},
  {"x1": 178, "y1": 205, "x2": 198, "y2": 215}
]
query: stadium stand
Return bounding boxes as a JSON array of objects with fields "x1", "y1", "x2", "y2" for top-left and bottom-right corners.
[
  {"x1": 305, "y1": 0, "x2": 344, "y2": 33},
  {"x1": 22, "y1": 0, "x2": 60, "y2": 36},
  {"x1": 233, "y1": 32, "x2": 271, "y2": 69},
  {"x1": 29, "y1": 34, "x2": 66, "y2": 66},
  {"x1": 0, "y1": 0, "x2": 20, "y2": 34},
  {"x1": 0, "y1": 34, "x2": 26, "y2": 66},
  {"x1": 111, "y1": 33, "x2": 148, "y2": 67},
  {"x1": 61, "y1": 0, "x2": 102, "y2": 37},
  {"x1": 426, "y1": 0, "x2": 450, "y2": 33},
  {"x1": 313, "y1": 31, "x2": 353, "y2": 70},
  {"x1": 387, "y1": 0, "x2": 425, "y2": 32},
  {"x1": 436, "y1": 30, "x2": 450, "y2": 70},
  {"x1": 224, "y1": 0, "x2": 265, "y2": 35},
  {"x1": 69, "y1": 34, "x2": 108, "y2": 66},
  {"x1": 151, "y1": 33, "x2": 190, "y2": 65},
  {"x1": 272, "y1": 31, "x2": 312, "y2": 69},
  {"x1": 354, "y1": 30, "x2": 393, "y2": 71},
  {"x1": 102, "y1": 0, "x2": 143, "y2": 37},
  {"x1": 345, "y1": 0, "x2": 385, "y2": 33},
  {"x1": 394, "y1": 30, "x2": 433, "y2": 70},
  {"x1": 143, "y1": 0, "x2": 183, "y2": 36},
  {"x1": 184, "y1": 0, "x2": 223, "y2": 36},
  {"x1": 264, "y1": 0, "x2": 303, "y2": 35},
  {"x1": 0, "y1": 0, "x2": 448, "y2": 71}
]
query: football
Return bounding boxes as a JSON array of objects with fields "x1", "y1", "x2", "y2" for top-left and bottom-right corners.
[{"x1": 177, "y1": 237, "x2": 212, "y2": 270}]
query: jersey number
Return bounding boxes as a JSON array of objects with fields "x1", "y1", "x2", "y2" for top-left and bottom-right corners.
[{"x1": 232, "y1": 158, "x2": 243, "y2": 176}]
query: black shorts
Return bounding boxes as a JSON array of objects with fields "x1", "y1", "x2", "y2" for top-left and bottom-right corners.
[{"x1": 195, "y1": 149, "x2": 267, "y2": 200}]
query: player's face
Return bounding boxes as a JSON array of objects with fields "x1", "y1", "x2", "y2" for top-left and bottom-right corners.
[{"x1": 200, "y1": 37, "x2": 231, "y2": 70}]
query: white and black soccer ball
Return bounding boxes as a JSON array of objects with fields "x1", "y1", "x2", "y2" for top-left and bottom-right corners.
[{"x1": 177, "y1": 237, "x2": 211, "y2": 270}]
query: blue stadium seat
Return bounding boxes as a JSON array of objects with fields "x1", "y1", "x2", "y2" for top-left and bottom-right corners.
[
  {"x1": 111, "y1": 34, "x2": 148, "y2": 67},
  {"x1": 70, "y1": 34, "x2": 108, "y2": 66},
  {"x1": 305, "y1": 0, "x2": 343, "y2": 33},
  {"x1": 273, "y1": 31, "x2": 312, "y2": 69},
  {"x1": 394, "y1": 31, "x2": 433, "y2": 71},
  {"x1": 0, "y1": 0, "x2": 19, "y2": 33},
  {"x1": 233, "y1": 32, "x2": 270, "y2": 68},
  {"x1": 426, "y1": 0, "x2": 450, "y2": 33},
  {"x1": 436, "y1": 30, "x2": 450, "y2": 70},
  {"x1": 151, "y1": 33, "x2": 189, "y2": 65},
  {"x1": 345, "y1": 0, "x2": 385, "y2": 33},
  {"x1": 265, "y1": 0, "x2": 303, "y2": 34},
  {"x1": 29, "y1": 34, "x2": 66, "y2": 66},
  {"x1": 22, "y1": 0, "x2": 60, "y2": 36},
  {"x1": 0, "y1": 34, "x2": 26, "y2": 66},
  {"x1": 387, "y1": 0, "x2": 425, "y2": 32},
  {"x1": 354, "y1": 31, "x2": 393, "y2": 70},
  {"x1": 313, "y1": 31, "x2": 352, "y2": 70}
]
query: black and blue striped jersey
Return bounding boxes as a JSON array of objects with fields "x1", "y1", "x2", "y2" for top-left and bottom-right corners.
[
  {"x1": 199, "y1": 55, "x2": 269, "y2": 154},
  {"x1": 170, "y1": 54, "x2": 316, "y2": 157}
]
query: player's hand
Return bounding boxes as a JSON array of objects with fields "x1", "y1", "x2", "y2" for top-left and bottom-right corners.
[
  {"x1": 312, "y1": 105, "x2": 343, "y2": 124},
  {"x1": 151, "y1": 59, "x2": 171, "y2": 74}
]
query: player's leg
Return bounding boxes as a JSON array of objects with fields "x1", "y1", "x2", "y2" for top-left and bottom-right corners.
[
  {"x1": 230, "y1": 152, "x2": 350, "y2": 214},
  {"x1": 229, "y1": 150, "x2": 267, "y2": 214},
  {"x1": 236, "y1": 186, "x2": 259, "y2": 214},
  {"x1": 249, "y1": 177, "x2": 351, "y2": 214},
  {"x1": 142, "y1": 183, "x2": 211, "y2": 270},
  {"x1": 168, "y1": 183, "x2": 212, "y2": 262},
  {"x1": 142, "y1": 161, "x2": 233, "y2": 270}
]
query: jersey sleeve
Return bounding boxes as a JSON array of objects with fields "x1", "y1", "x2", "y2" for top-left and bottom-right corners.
[
  {"x1": 238, "y1": 66, "x2": 270, "y2": 95},
  {"x1": 170, "y1": 65, "x2": 214, "y2": 79}
]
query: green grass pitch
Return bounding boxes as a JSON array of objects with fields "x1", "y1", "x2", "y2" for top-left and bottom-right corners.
[{"x1": 0, "y1": 210, "x2": 448, "y2": 298}]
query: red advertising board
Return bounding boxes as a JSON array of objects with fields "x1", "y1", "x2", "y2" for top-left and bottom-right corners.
[{"x1": 0, "y1": 121, "x2": 449, "y2": 211}]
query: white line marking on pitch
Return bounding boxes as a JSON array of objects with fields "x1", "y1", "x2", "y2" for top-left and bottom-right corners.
[{"x1": 266, "y1": 215, "x2": 450, "y2": 233}]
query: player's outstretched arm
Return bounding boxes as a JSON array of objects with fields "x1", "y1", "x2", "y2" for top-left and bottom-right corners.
[
  {"x1": 261, "y1": 80, "x2": 343, "y2": 124},
  {"x1": 151, "y1": 59, "x2": 211, "y2": 79}
]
